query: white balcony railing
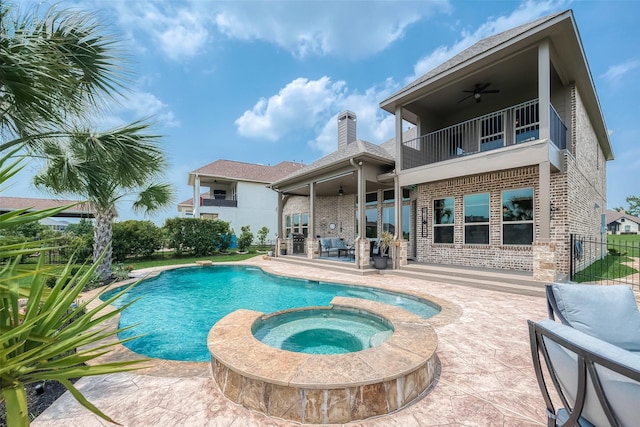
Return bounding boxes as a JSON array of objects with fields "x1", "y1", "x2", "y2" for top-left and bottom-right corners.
[{"x1": 401, "y1": 100, "x2": 567, "y2": 171}]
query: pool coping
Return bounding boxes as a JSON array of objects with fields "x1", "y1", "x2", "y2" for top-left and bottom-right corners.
[{"x1": 79, "y1": 259, "x2": 461, "y2": 377}]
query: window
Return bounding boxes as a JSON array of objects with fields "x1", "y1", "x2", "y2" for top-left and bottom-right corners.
[
  {"x1": 464, "y1": 193, "x2": 489, "y2": 244},
  {"x1": 402, "y1": 204, "x2": 410, "y2": 240},
  {"x1": 383, "y1": 206, "x2": 394, "y2": 234},
  {"x1": 301, "y1": 213, "x2": 309, "y2": 237},
  {"x1": 285, "y1": 214, "x2": 291, "y2": 237},
  {"x1": 433, "y1": 197, "x2": 454, "y2": 243},
  {"x1": 213, "y1": 189, "x2": 226, "y2": 200},
  {"x1": 285, "y1": 212, "x2": 308, "y2": 237},
  {"x1": 502, "y1": 188, "x2": 534, "y2": 245},
  {"x1": 293, "y1": 214, "x2": 300, "y2": 236},
  {"x1": 366, "y1": 208, "x2": 378, "y2": 238},
  {"x1": 366, "y1": 192, "x2": 378, "y2": 206},
  {"x1": 383, "y1": 190, "x2": 394, "y2": 203}
]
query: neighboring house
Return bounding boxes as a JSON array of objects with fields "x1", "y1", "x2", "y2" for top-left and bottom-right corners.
[
  {"x1": 39, "y1": 217, "x2": 72, "y2": 231},
  {"x1": 0, "y1": 197, "x2": 95, "y2": 231},
  {"x1": 270, "y1": 10, "x2": 612, "y2": 281},
  {"x1": 179, "y1": 160, "x2": 304, "y2": 242},
  {"x1": 607, "y1": 210, "x2": 640, "y2": 234}
]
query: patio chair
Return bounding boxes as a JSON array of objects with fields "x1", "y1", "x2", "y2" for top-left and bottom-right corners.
[{"x1": 528, "y1": 283, "x2": 640, "y2": 426}]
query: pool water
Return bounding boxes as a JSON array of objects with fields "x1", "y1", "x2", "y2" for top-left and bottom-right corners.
[
  {"x1": 252, "y1": 308, "x2": 394, "y2": 354},
  {"x1": 102, "y1": 265, "x2": 439, "y2": 362}
]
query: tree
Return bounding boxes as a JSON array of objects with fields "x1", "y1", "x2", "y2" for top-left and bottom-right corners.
[
  {"x1": 164, "y1": 218, "x2": 232, "y2": 256},
  {"x1": 2, "y1": 4, "x2": 152, "y2": 423},
  {"x1": 257, "y1": 226, "x2": 269, "y2": 247},
  {"x1": 0, "y1": 153, "x2": 146, "y2": 426},
  {"x1": 112, "y1": 220, "x2": 163, "y2": 260},
  {"x1": 34, "y1": 126, "x2": 173, "y2": 279},
  {"x1": 625, "y1": 195, "x2": 640, "y2": 217},
  {"x1": 237, "y1": 225, "x2": 254, "y2": 252},
  {"x1": 1, "y1": 4, "x2": 128, "y2": 153}
]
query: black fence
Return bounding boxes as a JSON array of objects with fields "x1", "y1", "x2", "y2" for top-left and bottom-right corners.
[{"x1": 570, "y1": 234, "x2": 639, "y2": 288}]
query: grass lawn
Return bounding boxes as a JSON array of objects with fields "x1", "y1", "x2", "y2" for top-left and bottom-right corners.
[
  {"x1": 573, "y1": 254, "x2": 637, "y2": 283},
  {"x1": 126, "y1": 251, "x2": 261, "y2": 270},
  {"x1": 607, "y1": 234, "x2": 640, "y2": 257}
]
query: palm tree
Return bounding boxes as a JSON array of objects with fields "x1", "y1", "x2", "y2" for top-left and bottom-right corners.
[
  {"x1": 0, "y1": 4, "x2": 157, "y2": 424},
  {"x1": 1, "y1": 3, "x2": 126, "y2": 153},
  {"x1": 34, "y1": 123, "x2": 174, "y2": 280},
  {"x1": 1, "y1": 2, "x2": 173, "y2": 280},
  {"x1": 0, "y1": 152, "x2": 148, "y2": 426}
]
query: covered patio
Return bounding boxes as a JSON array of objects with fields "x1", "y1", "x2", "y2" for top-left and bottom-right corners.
[{"x1": 270, "y1": 111, "x2": 412, "y2": 270}]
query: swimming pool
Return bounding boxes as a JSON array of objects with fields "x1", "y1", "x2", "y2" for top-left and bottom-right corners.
[{"x1": 102, "y1": 265, "x2": 440, "y2": 362}]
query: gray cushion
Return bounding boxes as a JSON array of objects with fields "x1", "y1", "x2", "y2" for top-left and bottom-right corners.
[
  {"x1": 330, "y1": 238, "x2": 341, "y2": 248},
  {"x1": 550, "y1": 284, "x2": 640, "y2": 351},
  {"x1": 539, "y1": 319, "x2": 640, "y2": 427},
  {"x1": 335, "y1": 240, "x2": 347, "y2": 249},
  {"x1": 320, "y1": 238, "x2": 332, "y2": 248}
]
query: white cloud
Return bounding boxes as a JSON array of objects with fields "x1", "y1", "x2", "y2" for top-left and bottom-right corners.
[
  {"x1": 308, "y1": 79, "x2": 399, "y2": 154},
  {"x1": 235, "y1": 77, "x2": 346, "y2": 141},
  {"x1": 213, "y1": 2, "x2": 448, "y2": 59},
  {"x1": 601, "y1": 59, "x2": 640, "y2": 83},
  {"x1": 236, "y1": 75, "x2": 398, "y2": 154},
  {"x1": 408, "y1": 0, "x2": 567, "y2": 82},
  {"x1": 107, "y1": 0, "x2": 209, "y2": 61}
]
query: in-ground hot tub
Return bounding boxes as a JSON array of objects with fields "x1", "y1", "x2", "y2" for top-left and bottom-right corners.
[
  {"x1": 208, "y1": 297, "x2": 439, "y2": 424},
  {"x1": 252, "y1": 306, "x2": 394, "y2": 354}
]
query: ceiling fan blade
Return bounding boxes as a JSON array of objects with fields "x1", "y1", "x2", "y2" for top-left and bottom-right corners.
[
  {"x1": 483, "y1": 89, "x2": 500, "y2": 94},
  {"x1": 478, "y1": 82, "x2": 491, "y2": 91},
  {"x1": 458, "y1": 94, "x2": 474, "y2": 103}
]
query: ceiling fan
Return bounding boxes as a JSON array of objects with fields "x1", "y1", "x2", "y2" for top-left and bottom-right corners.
[{"x1": 458, "y1": 83, "x2": 500, "y2": 103}]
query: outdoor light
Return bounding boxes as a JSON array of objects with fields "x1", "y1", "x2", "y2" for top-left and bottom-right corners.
[{"x1": 338, "y1": 186, "x2": 344, "y2": 196}]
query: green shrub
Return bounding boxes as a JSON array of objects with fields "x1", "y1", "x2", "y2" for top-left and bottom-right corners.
[
  {"x1": 237, "y1": 225, "x2": 254, "y2": 252},
  {"x1": 163, "y1": 217, "x2": 232, "y2": 256},
  {"x1": 112, "y1": 220, "x2": 163, "y2": 260},
  {"x1": 257, "y1": 226, "x2": 269, "y2": 247}
]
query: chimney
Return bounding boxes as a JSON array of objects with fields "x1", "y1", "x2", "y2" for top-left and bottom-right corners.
[{"x1": 337, "y1": 110, "x2": 356, "y2": 150}]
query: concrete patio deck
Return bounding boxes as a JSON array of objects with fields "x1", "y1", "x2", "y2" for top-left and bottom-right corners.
[{"x1": 33, "y1": 257, "x2": 552, "y2": 426}]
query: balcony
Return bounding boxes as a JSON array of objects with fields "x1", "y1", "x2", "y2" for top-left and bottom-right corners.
[
  {"x1": 200, "y1": 197, "x2": 237, "y2": 208},
  {"x1": 401, "y1": 100, "x2": 567, "y2": 171}
]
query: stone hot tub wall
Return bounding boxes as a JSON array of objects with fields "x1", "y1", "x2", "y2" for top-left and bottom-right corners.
[{"x1": 207, "y1": 297, "x2": 439, "y2": 424}]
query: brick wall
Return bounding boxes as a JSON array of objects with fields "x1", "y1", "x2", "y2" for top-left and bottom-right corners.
[
  {"x1": 283, "y1": 195, "x2": 357, "y2": 242},
  {"x1": 565, "y1": 86, "x2": 608, "y2": 270},
  {"x1": 414, "y1": 167, "x2": 542, "y2": 271}
]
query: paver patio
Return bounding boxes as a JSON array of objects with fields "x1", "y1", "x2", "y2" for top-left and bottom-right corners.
[{"x1": 33, "y1": 257, "x2": 551, "y2": 426}]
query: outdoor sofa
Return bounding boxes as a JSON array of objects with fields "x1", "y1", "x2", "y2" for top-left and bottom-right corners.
[
  {"x1": 529, "y1": 283, "x2": 640, "y2": 426},
  {"x1": 318, "y1": 237, "x2": 348, "y2": 257}
]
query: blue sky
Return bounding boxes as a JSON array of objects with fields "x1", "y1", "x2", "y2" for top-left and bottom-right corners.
[{"x1": 8, "y1": 0, "x2": 640, "y2": 224}]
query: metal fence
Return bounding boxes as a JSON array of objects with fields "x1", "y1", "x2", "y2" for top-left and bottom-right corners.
[{"x1": 570, "y1": 234, "x2": 640, "y2": 288}]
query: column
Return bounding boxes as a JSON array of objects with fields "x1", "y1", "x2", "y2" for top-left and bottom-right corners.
[
  {"x1": 538, "y1": 39, "x2": 551, "y2": 141},
  {"x1": 194, "y1": 174, "x2": 200, "y2": 218}
]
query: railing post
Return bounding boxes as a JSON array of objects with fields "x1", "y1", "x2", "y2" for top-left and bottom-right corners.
[{"x1": 569, "y1": 234, "x2": 574, "y2": 281}]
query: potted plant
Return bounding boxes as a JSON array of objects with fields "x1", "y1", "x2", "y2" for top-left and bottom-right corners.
[{"x1": 373, "y1": 231, "x2": 394, "y2": 269}]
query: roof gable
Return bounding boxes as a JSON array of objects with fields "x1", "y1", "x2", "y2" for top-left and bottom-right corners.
[{"x1": 191, "y1": 159, "x2": 304, "y2": 184}]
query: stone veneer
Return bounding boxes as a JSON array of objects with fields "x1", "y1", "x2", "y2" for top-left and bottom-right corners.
[{"x1": 208, "y1": 297, "x2": 439, "y2": 424}]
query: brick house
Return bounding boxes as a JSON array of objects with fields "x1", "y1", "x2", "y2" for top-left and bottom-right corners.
[{"x1": 270, "y1": 10, "x2": 612, "y2": 281}]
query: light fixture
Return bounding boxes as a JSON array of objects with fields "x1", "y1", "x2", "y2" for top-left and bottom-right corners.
[{"x1": 338, "y1": 186, "x2": 344, "y2": 196}]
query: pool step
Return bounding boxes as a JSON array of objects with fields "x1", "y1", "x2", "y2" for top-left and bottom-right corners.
[
  {"x1": 269, "y1": 255, "x2": 378, "y2": 276},
  {"x1": 385, "y1": 263, "x2": 547, "y2": 297}
]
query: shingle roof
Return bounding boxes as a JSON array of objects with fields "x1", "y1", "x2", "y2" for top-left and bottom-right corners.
[
  {"x1": 275, "y1": 139, "x2": 395, "y2": 183},
  {"x1": 606, "y1": 209, "x2": 640, "y2": 226},
  {"x1": 191, "y1": 160, "x2": 304, "y2": 183},
  {"x1": 381, "y1": 11, "x2": 566, "y2": 104},
  {"x1": 0, "y1": 196, "x2": 95, "y2": 216}
]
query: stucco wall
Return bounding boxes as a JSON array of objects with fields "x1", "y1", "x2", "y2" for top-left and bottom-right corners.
[{"x1": 199, "y1": 181, "x2": 279, "y2": 242}]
